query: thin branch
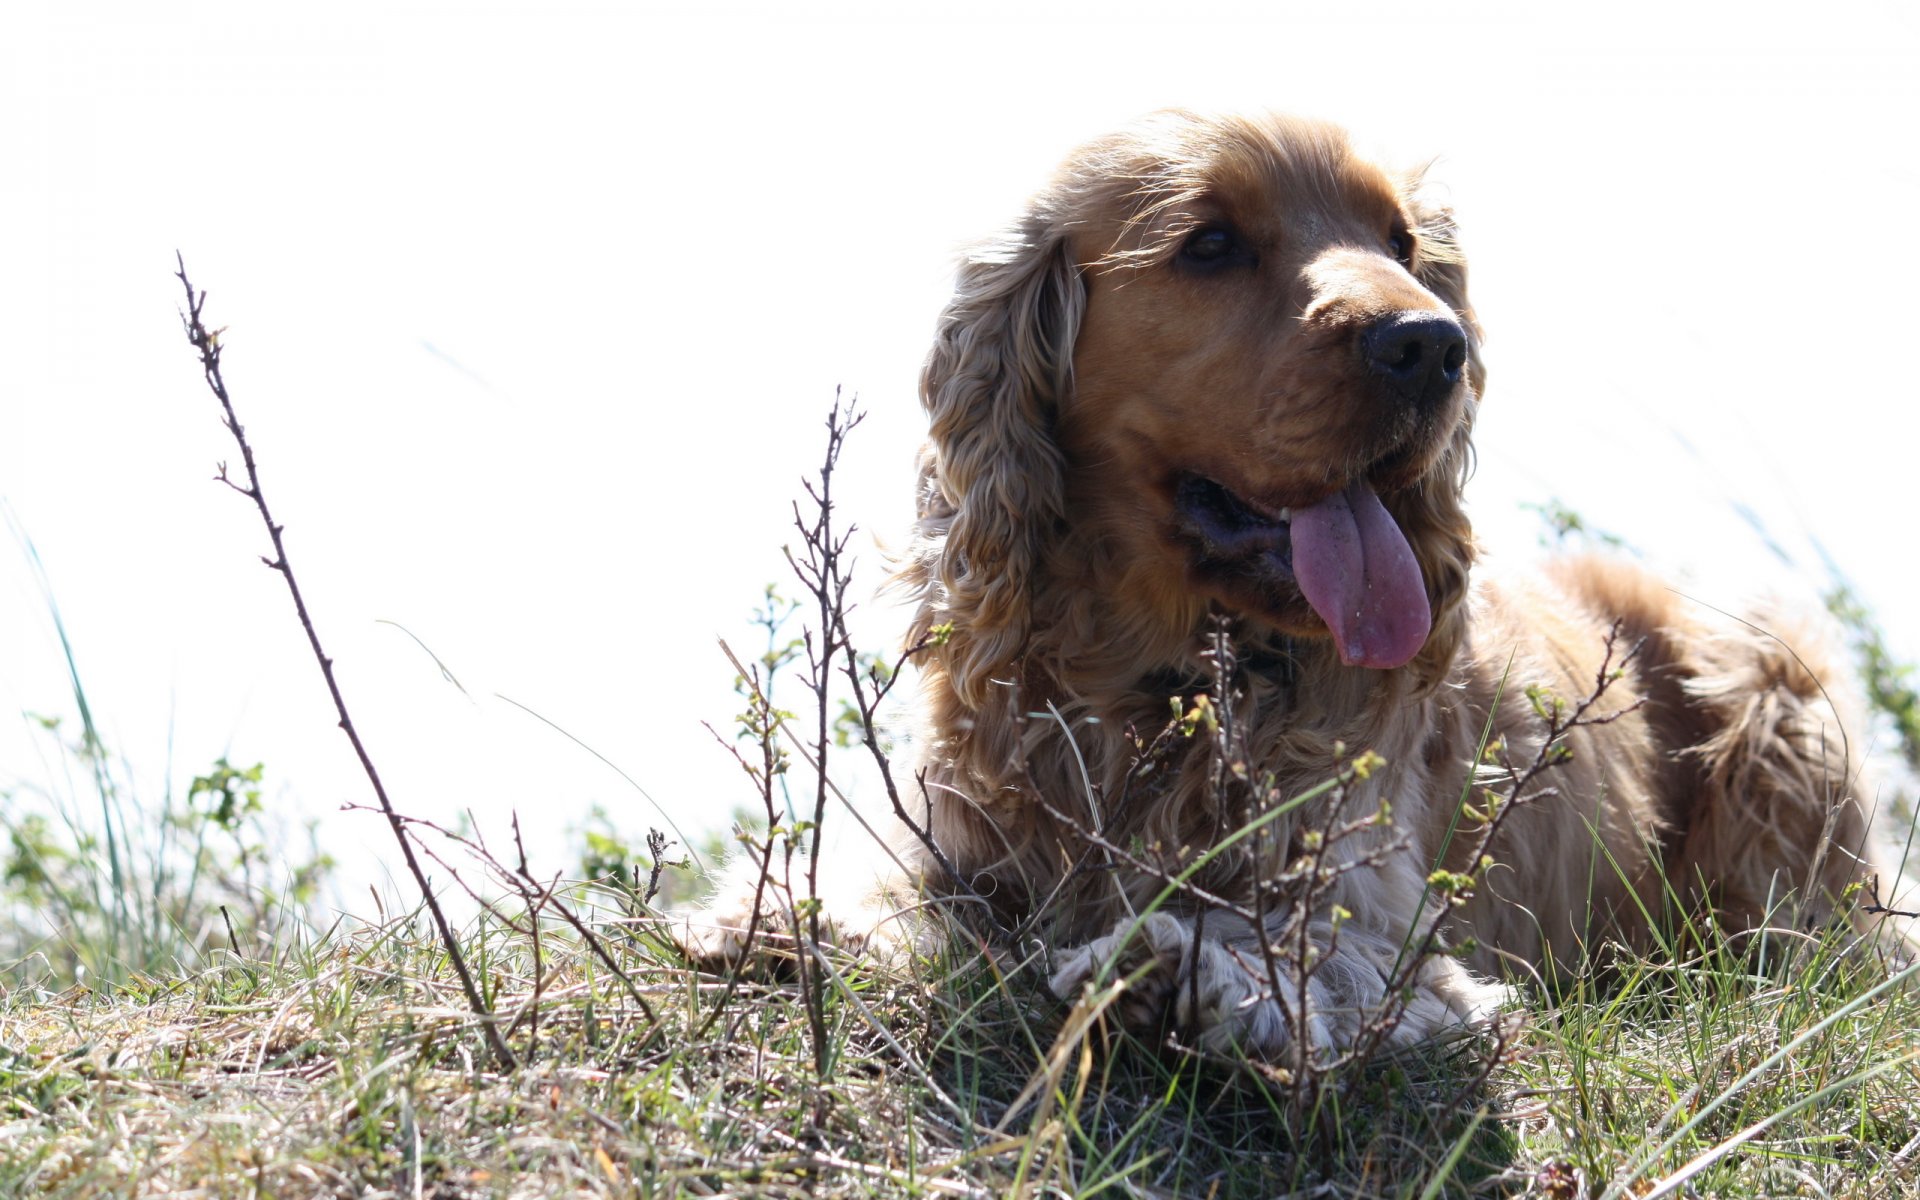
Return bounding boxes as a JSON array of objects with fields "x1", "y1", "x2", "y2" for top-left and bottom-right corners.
[
  {"x1": 689, "y1": 711, "x2": 788, "y2": 1042},
  {"x1": 175, "y1": 255, "x2": 517, "y2": 1071},
  {"x1": 1862, "y1": 874, "x2": 1920, "y2": 920}
]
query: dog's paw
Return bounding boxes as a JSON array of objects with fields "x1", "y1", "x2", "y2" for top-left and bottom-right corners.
[
  {"x1": 674, "y1": 859, "x2": 904, "y2": 974},
  {"x1": 1050, "y1": 913, "x2": 1499, "y2": 1059},
  {"x1": 1049, "y1": 913, "x2": 1316, "y2": 1056},
  {"x1": 675, "y1": 882, "x2": 790, "y2": 972},
  {"x1": 1049, "y1": 911, "x2": 1194, "y2": 1036}
]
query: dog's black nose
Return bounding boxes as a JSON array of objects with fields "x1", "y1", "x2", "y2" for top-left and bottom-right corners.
[{"x1": 1360, "y1": 311, "x2": 1468, "y2": 404}]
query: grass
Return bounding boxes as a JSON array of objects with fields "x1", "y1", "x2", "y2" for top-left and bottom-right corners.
[
  {"x1": 0, "y1": 890, "x2": 1914, "y2": 1198},
  {"x1": 1, "y1": 509, "x2": 329, "y2": 993}
]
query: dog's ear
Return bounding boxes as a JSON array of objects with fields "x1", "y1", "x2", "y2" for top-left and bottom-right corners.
[
  {"x1": 915, "y1": 222, "x2": 1085, "y2": 708},
  {"x1": 1397, "y1": 187, "x2": 1483, "y2": 690}
]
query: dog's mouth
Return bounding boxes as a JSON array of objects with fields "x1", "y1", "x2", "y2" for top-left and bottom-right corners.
[
  {"x1": 1173, "y1": 473, "x2": 1431, "y2": 669},
  {"x1": 1175, "y1": 475, "x2": 1296, "y2": 562}
]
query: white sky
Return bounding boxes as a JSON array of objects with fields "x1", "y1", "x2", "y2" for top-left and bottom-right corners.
[{"x1": 4, "y1": 1, "x2": 1917, "y2": 898}]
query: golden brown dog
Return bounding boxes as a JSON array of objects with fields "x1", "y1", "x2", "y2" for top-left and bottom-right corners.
[{"x1": 891, "y1": 110, "x2": 1881, "y2": 1058}]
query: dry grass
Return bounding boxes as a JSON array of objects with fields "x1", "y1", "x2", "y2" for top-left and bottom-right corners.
[{"x1": 1, "y1": 889, "x2": 1915, "y2": 1199}]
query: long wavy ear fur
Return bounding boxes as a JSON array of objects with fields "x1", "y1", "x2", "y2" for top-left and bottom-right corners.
[
  {"x1": 1395, "y1": 187, "x2": 1485, "y2": 689},
  {"x1": 914, "y1": 221, "x2": 1085, "y2": 709}
]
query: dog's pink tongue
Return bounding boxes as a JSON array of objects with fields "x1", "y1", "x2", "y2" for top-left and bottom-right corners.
[{"x1": 1288, "y1": 484, "x2": 1430, "y2": 669}]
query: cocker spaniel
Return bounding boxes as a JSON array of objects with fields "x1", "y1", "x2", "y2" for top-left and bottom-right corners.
[{"x1": 887, "y1": 110, "x2": 1882, "y2": 1057}]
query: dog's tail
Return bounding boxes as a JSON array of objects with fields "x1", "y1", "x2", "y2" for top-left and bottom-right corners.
[{"x1": 1673, "y1": 603, "x2": 1911, "y2": 948}]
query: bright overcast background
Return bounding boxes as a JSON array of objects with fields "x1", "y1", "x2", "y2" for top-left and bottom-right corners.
[{"x1": 5, "y1": 2, "x2": 1917, "y2": 899}]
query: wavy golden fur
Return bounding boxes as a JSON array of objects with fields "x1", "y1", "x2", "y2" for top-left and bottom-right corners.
[{"x1": 894, "y1": 111, "x2": 1882, "y2": 1056}]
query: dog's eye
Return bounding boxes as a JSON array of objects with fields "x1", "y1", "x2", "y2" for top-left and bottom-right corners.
[
  {"x1": 1388, "y1": 230, "x2": 1415, "y2": 266},
  {"x1": 1178, "y1": 225, "x2": 1253, "y2": 269}
]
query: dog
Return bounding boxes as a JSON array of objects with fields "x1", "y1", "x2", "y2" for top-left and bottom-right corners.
[{"x1": 879, "y1": 110, "x2": 1883, "y2": 1059}]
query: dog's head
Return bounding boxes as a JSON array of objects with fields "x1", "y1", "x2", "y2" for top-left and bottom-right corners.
[{"x1": 915, "y1": 112, "x2": 1483, "y2": 707}]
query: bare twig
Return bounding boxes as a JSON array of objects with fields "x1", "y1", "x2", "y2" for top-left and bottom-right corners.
[
  {"x1": 854, "y1": 642, "x2": 965, "y2": 893},
  {"x1": 784, "y1": 395, "x2": 862, "y2": 1092},
  {"x1": 643, "y1": 829, "x2": 674, "y2": 906},
  {"x1": 511, "y1": 814, "x2": 543, "y2": 1052},
  {"x1": 1343, "y1": 620, "x2": 1645, "y2": 1076},
  {"x1": 174, "y1": 255, "x2": 516, "y2": 1070},
  {"x1": 1862, "y1": 874, "x2": 1920, "y2": 920},
  {"x1": 688, "y1": 705, "x2": 787, "y2": 1043},
  {"x1": 341, "y1": 802, "x2": 661, "y2": 1029}
]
